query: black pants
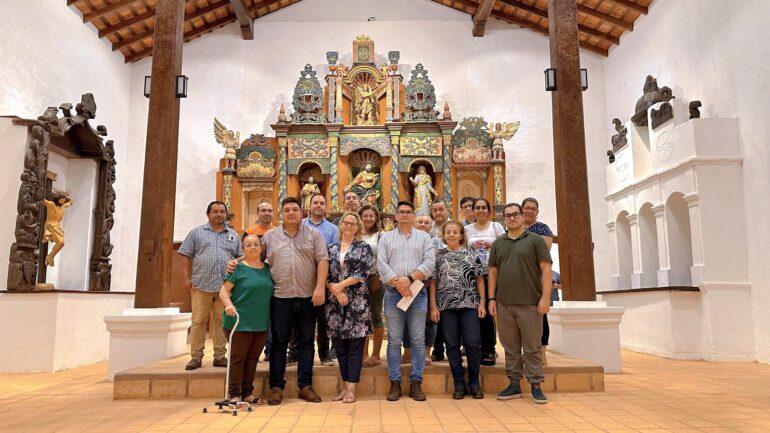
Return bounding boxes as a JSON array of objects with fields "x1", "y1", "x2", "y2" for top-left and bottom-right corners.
[
  {"x1": 442, "y1": 308, "x2": 481, "y2": 389},
  {"x1": 433, "y1": 320, "x2": 446, "y2": 356},
  {"x1": 223, "y1": 329, "x2": 266, "y2": 399},
  {"x1": 287, "y1": 306, "x2": 331, "y2": 360},
  {"x1": 542, "y1": 314, "x2": 550, "y2": 346},
  {"x1": 333, "y1": 337, "x2": 365, "y2": 383},
  {"x1": 480, "y1": 276, "x2": 497, "y2": 356},
  {"x1": 269, "y1": 297, "x2": 316, "y2": 389}
]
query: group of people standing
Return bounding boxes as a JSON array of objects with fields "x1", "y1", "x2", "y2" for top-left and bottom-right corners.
[{"x1": 178, "y1": 190, "x2": 556, "y2": 406}]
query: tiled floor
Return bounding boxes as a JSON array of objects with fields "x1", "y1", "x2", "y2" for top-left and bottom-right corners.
[{"x1": 1, "y1": 350, "x2": 769, "y2": 433}]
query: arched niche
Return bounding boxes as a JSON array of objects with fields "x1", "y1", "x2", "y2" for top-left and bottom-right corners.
[
  {"x1": 638, "y1": 203, "x2": 659, "y2": 287},
  {"x1": 666, "y1": 192, "x2": 693, "y2": 285},
  {"x1": 616, "y1": 210, "x2": 633, "y2": 289}
]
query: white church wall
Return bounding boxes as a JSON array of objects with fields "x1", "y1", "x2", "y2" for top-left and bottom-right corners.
[
  {"x1": 603, "y1": 0, "x2": 770, "y2": 362},
  {"x1": 0, "y1": 0, "x2": 132, "y2": 291},
  {"x1": 0, "y1": 119, "x2": 28, "y2": 289},
  {"x1": 124, "y1": 0, "x2": 611, "y2": 293}
]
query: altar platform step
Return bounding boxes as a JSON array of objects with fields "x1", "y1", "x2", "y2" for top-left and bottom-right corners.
[{"x1": 113, "y1": 352, "x2": 604, "y2": 399}]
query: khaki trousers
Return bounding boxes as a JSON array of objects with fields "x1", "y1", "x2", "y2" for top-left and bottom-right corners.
[
  {"x1": 496, "y1": 303, "x2": 544, "y2": 384},
  {"x1": 190, "y1": 288, "x2": 227, "y2": 359}
]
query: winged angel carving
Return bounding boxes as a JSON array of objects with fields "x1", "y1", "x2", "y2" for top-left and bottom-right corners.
[
  {"x1": 488, "y1": 121, "x2": 520, "y2": 161},
  {"x1": 214, "y1": 117, "x2": 241, "y2": 170}
]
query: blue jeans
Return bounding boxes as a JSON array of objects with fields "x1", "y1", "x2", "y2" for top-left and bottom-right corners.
[
  {"x1": 403, "y1": 319, "x2": 436, "y2": 350},
  {"x1": 441, "y1": 308, "x2": 482, "y2": 389},
  {"x1": 384, "y1": 285, "x2": 427, "y2": 383}
]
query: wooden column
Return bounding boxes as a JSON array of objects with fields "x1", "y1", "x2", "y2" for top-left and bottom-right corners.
[
  {"x1": 134, "y1": 0, "x2": 185, "y2": 308},
  {"x1": 548, "y1": 0, "x2": 596, "y2": 301}
]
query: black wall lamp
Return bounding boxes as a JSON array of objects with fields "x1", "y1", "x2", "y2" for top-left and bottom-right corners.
[
  {"x1": 544, "y1": 68, "x2": 588, "y2": 91},
  {"x1": 143, "y1": 75, "x2": 189, "y2": 98}
]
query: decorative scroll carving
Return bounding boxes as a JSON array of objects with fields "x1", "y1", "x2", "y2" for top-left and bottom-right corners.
[
  {"x1": 650, "y1": 102, "x2": 673, "y2": 129},
  {"x1": 291, "y1": 64, "x2": 326, "y2": 124},
  {"x1": 288, "y1": 137, "x2": 329, "y2": 158},
  {"x1": 90, "y1": 139, "x2": 117, "y2": 290},
  {"x1": 7, "y1": 125, "x2": 48, "y2": 291},
  {"x1": 631, "y1": 75, "x2": 674, "y2": 126},
  {"x1": 403, "y1": 64, "x2": 438, "y2": 122},
  {"x1": 493, "y1": 165, "x2": 503, "y2": 205},
  {"x1": 611, "y1": 118, "x2": 628, "y2": 152},
  {"x1": 339, "y1": 134, "x2": 391, "y2": 156},
  {"x1": 400, "y1": 135, "x2": 442, "y2": 156}
]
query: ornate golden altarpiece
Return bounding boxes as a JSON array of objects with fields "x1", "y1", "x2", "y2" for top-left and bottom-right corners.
[{"x1": 215, "y1": 37, "x2": 513, "y2": 229}]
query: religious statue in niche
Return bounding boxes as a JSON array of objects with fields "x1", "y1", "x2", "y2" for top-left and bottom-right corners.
[
  {"x1": 300, "y1": 176, "x2": 321, "y2": 211},
  {"x1": 346, "y1": 163, "x2": 380, "y2": 205},
  {"x1": 410, "y1": 165, "x2": 437, "y2": 217},
  {"x1": 42, "y1": 190, "x2": 72, "y2": 267},
  {"x1": 354, "y1": 83, "x2": 378, "y2": 125},
  {"x1": 214, "y1": 117, "x2": 241, "y2": 171},
  {"x1": 487, "y1": 121, "x2": 520, "y2": 161}
]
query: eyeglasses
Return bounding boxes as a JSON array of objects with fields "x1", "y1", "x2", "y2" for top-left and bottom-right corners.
[
  {"x1": 397, "y1": 210, "x2": 414, "y2": 215},
  {"x1": 341, "y1": 221, "x2": 358, "y2": 227},
  {"x1": 504, "y1": 212, "x2": 522, "y2": 219}
]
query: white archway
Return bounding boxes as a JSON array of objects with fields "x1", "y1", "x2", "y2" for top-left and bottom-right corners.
[{"x1": 666, "y1": 192, "x2": 693, "y2": 286}]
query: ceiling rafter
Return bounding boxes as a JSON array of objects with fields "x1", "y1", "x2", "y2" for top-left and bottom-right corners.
[
  {"x1": 576, "y1": 4, "x2": 632, "y2": 31},
  {"x1": 82, "y1": 0, "x2": 138, "y2": 23},
  {"x1": 472, "y1": 0, "x2": 497, "y2": 37},
  {"x1": 101, "y1": 0, "x2": 231, "y2": 39},
  {"x1": 603, "y1": 0, "x2": 648, "y2": 15},
  {"x1": 230, "y1": 0, "x2": 254, "y2": 39}
]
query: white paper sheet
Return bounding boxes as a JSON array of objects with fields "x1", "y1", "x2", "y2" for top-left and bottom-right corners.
[{"x1": 396, "y1": 279, "x2": 425, "y2": 311}]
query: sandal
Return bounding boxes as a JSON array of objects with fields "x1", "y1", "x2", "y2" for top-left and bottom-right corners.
[
  {"x1": 363, "y1": 357, "x2": 381, "y2": 368},
  {"x1": 424, "y1": 357, "x2": 432, "y2": 366},
  {"x1": 332, "y1": 389, "x2": 347, "y2": 401},
  {"x1": 343, "y1": 389, "x2": 356, "y2": 404}
]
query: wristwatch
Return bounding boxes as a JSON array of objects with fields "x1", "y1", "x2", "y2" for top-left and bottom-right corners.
[{"x1": 407, "y1": 275, "x2": 415, "y2": 284}]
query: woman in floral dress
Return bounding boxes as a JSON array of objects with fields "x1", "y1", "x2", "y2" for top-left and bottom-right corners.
[{"x1": 325, "y1": 211, "x2": 374, "y2": 403}]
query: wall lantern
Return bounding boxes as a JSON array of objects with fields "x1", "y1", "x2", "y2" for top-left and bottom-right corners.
[
  {"x1": 176, "y1": 75, "x2": 188, "y2": 98},
  {"x1": 544, "y1": 68, "x2": 589, "y2": 91},
  {"x1": 143, "y1": 75, "x2": 151, "y2": 98}
]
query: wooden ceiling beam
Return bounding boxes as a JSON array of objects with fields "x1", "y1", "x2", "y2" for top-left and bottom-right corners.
[
  {"x1": 126, "y1": 14, "x2": 237, "y2": 63},
  {"x1": 82, "y1": 0, "x2": 138, "y2": 23},
  {"x1": 230, "y1": 0, "x2": 254, "y2": 39},
  {"x1": 603, "y1": 0, "x2": 648, "y2": 15},
  {"x1": 248, "y1": 0, "x2": 283, "y2": 16},
  {"x1": 472, "y1": 0, "x2": 497, "y2": 37},
  {"x1": 576, "y1": 4, "x2": 632, "y2": 30},
  {"x1": 111, "y1": 0, "x2": 231, "y2": 50},
  {"x1": 498, "y1": 0, "x2": 619, "y2": 45},
  {"x1": 99, "y1": 9, "x2": 155, "y2": 38}
]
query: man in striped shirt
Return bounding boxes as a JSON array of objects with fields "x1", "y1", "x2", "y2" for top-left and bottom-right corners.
[{"x1": 377, "y1": 200, "x2": 435, "y2": 402}]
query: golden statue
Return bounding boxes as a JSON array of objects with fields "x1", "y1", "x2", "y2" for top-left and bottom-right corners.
[
  {"x1": 300, "y1": 176, "x2": 321, "y2": 211},
  {"x1": 214, "y1": 117, "x2": 241, "y2": 170},
  {"x1": 488, "y1": 121, "x2": 520, "y2": 161},
  {"x1": 344, "y1": 163, "x2": 380, "y2": 205},
  {"x1": 354, "y1": 83, "x2": 378, "y2": 125},
  {"x1": 410, "y1": 165, "x2": 437, "y2": 217},
  {"x1": 42, "y1": 190, "x2": 73, "y2": 267}
]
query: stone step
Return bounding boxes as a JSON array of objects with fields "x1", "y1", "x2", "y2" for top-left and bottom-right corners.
[{"x1": 114, "y1": 352, "x2": 604, "y2": 399}]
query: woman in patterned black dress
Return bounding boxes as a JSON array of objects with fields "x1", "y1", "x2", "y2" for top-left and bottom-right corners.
[
  {"x1": 429, "y1": 220, "x2": 486, "y2": 399},
  {"x1": 325, "y1": 211, "x2": 374, "y2": 403},
  {"x1": 522, "y1": 197, "x2": 555, "y2": 365}
]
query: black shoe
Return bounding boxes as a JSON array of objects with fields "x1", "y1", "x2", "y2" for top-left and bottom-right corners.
[
  {"x1": 480, "y1": 353, "x2": 496, "y2": 366},
  {"x1": 430, "y1": 351, "x2": 445, "y2": 362},
  {"x1": 497, "y1": 381, "x2": 522, "y2": 400},
  {"x1": 531, "y1": 384, "x2": 548, "y2": 404},
  {"x1": 470, "y1": 385, "x2": 484, "y2": 399},
  {"x1": 386, "y1": 381, "x2": 401, "y2": 401},
  {"x1": 452, "y1": 389, "x2": 465, "y2": 399},
  {"x1": 185, "y1": 358, "x2": 202, "y2": 370},
  {"x1": 409, "y1": 380, "x2": 426, "y2": 401},
  {"x1": 213, "y1": 357, "x2": 228, "y2": 368}
]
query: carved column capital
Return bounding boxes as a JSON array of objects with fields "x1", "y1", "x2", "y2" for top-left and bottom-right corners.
[
  {"x1": 651, "y1": 204, "x2": 666, "y2": 216},
  {"x1": 625, "y1": 213, "x2": 639, "y2": 225},
  {"x1": 605, "y1": 221, "x2": 616, "y2": 231},
  {"x1": 683, "y1": 193, "x2": 700, "y2": 207}
]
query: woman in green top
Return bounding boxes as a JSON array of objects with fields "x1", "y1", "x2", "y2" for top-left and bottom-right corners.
[{"x1": 220, "y1": 233, "x2": 274, "y2": 403}]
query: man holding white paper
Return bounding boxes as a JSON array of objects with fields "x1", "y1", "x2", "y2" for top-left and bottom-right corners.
[{"x1": 377, "y1": 200, "x2": 435, "y2": 401}]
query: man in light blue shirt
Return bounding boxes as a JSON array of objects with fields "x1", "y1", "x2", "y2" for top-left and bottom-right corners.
[
  {"x1": 302, "y1": 193, "x2": 338, "y2": 365},
  {"x1": 377, "y1": 200, "x2": 435, "y2": 401}
]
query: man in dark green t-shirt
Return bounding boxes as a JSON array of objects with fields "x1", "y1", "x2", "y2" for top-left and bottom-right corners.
[{"x1": 488, "y1": 202, "x2": 552, "y2": 404}]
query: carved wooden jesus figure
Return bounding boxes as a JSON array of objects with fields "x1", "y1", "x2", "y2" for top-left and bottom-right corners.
[{"x1": 42, "y1": 190, "x2": 73, "y2": 267}]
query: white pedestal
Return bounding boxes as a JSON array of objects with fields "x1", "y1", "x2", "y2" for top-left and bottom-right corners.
[
  {"x1": 548, "y1": 301, "x2": 625, "y2": 373},
  {"x1": 104, "y1": 307, "x2": 191, "y2": 380}
]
